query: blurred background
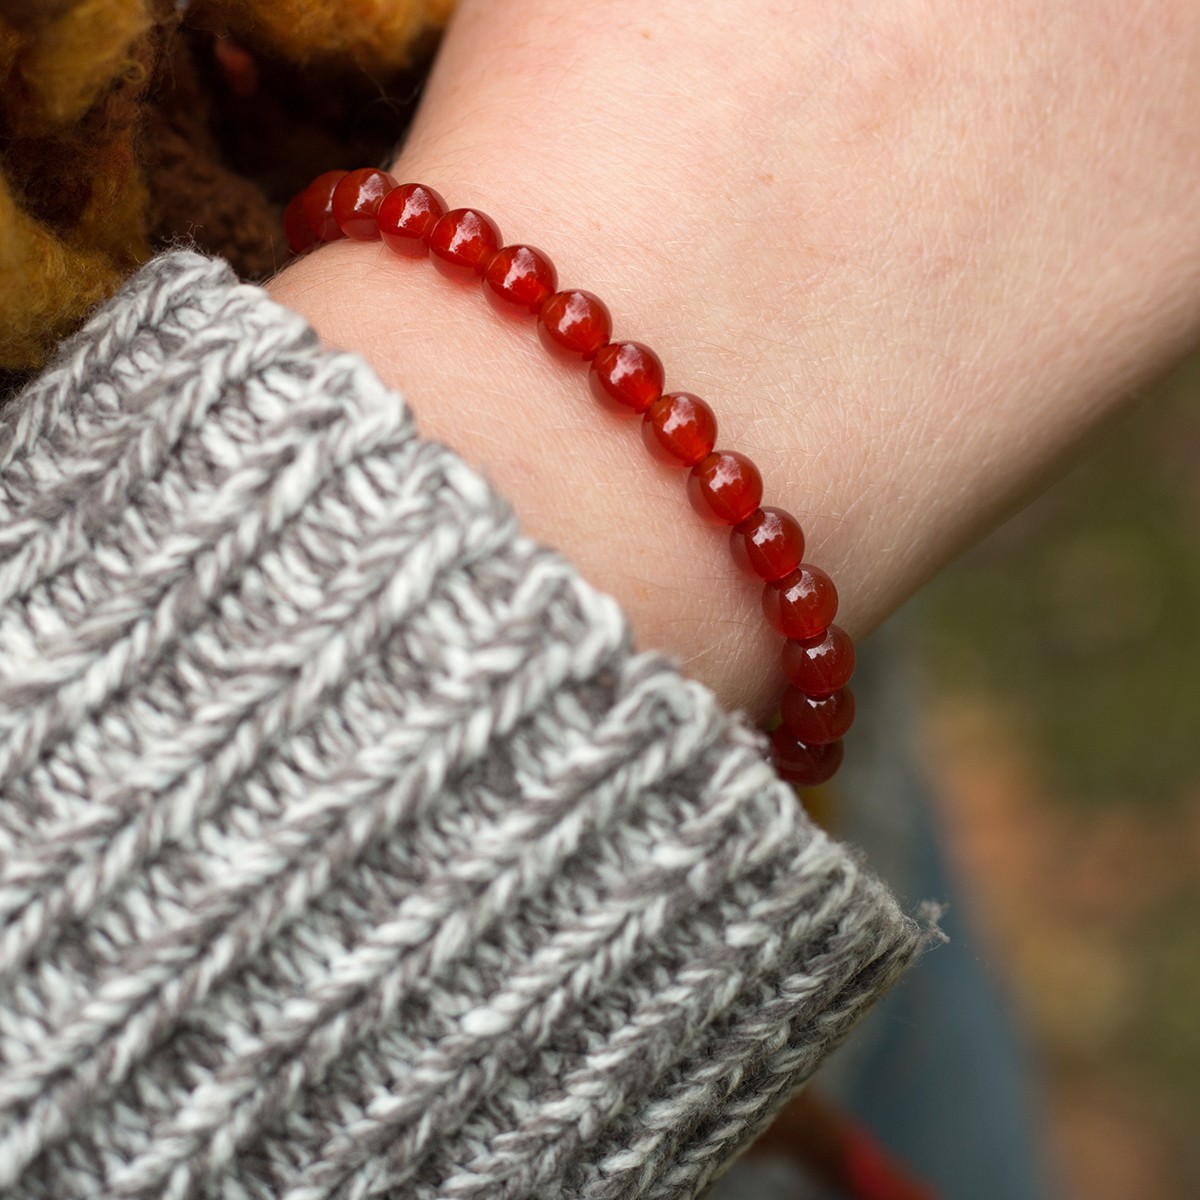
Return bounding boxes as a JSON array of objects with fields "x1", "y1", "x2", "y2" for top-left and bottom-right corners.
[{"x1": 912, "y1": 352, "x2": 1200, "y2": 1200}]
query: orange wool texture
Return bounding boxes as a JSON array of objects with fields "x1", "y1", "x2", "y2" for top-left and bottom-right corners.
[
  {"x1": 0, "y1": 0, "x2": 451, "y2": 373},
  {"x1": 0, "y1": 0, "x2": 153, "y2": 370},
  {"x1": 219, "y1": 0, "x2": 455, "y2": 74}
]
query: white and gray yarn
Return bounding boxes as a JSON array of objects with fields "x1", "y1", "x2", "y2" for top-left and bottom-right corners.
[{"x1": 0, "y1": 251, "x2": 920, "y2": 1199}]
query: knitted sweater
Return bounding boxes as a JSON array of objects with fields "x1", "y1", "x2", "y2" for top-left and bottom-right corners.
[{"x1": 0, "y1": 252, "x2": 921, "y2": 1200}]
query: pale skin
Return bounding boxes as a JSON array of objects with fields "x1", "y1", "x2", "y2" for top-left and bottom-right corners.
[{"x1": 270, "y1": 0, "x2": 1200, "y2": 718}]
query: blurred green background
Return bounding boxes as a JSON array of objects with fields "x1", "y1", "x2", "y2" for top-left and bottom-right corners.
[{"x1": 913, "y1": 354, "x2": 1200, "y2": 1199}]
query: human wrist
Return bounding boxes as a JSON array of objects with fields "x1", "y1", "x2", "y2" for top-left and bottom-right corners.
[
  {"x1": 268, "y1": 231, "x2": 789, "y2": 717},
  {"x1": 268, "y1": 0, "x2": 1200, "y2": 715}
]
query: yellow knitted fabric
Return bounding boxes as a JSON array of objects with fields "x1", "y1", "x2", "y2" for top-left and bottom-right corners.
[
  {"x1": 4, "y1": 0, "x2": 153, "y2": 132},
  {"x1": 0, "y1": 178, "x2": 127, "y2": 369},
  {"x1": 1, "y1": 0, "x2": 154, "y2": 370},
  {"x1": 0, "y1": 0, "x2": 453, "y2": 373},
  {"x1": 217, "y1": 0, "x2": 454, "y2": 73}
]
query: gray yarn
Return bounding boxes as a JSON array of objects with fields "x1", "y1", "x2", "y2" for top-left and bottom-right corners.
[{"x1": 0, "y1": 251, "x2": 920, "y2": 1199}]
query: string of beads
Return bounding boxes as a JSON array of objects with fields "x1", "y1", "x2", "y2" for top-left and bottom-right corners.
[{"x1": 285, "y1": 167, "x2": 856, "y2": 786}]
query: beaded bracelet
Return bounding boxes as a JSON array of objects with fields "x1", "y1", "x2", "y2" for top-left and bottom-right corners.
[{"x1": 285, "y1": 167, "x2": 857, "y2": 787}]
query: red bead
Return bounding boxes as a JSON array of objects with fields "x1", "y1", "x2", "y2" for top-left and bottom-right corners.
[
  {"x1": 537, "y1": 290, "x2": 613, "y2": 361},
  {"x1": 782, "y1": 625, "x2": 856, "y2": 696},
  {"x1": 484, "y1": 244, "x2": 558, "y2": 316},
  {"x1": 283, "y1": 193, "x2": 319, "y2": 256},
  {"x1": 428, "y1": 207, "x2": 502, "y2": 281},
  {"x1": 641, "y1": 392, "x2": 717, "y2": 467},
  {"x1": 687, "y1": 451, "x2": 764, "y2": 525},
  {"x1": 731, "y1": 506, "x2": 806, "y2": 582},
  {"x1": 589, "y1": 341, "x2": 664, "y2": 414},
  {"x1": 332, "y1": 168, "x2": 397, "y2": 240},
  {"x1": 301, "y1": 170, "x2": 348, "y2": 243},
  {"x1": 780, "y1": 686, "x2": 856, "y2": 745},
  {"x1": 762, "y1": 564, "x2": 839, "y2": 639},
  {"x1": 377, "y1": 183, "x2": 446, "y2": 257},
  {"x1": 770, "y1": 728, "x2": 845, "y2": 787}
]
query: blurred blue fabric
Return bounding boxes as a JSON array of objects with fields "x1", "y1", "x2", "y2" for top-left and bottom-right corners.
[{"x1": 711, "y1": 618, "x2": 1059, "y2": 1200}]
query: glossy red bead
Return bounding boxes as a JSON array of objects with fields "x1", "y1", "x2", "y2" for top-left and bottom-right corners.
[
  {"x1": 687, "y1": 451, "x2": 764, "y2": 525},
  {"x1": 428, "y1": 207, "x2": 502, "y2": 281},
  {"x1": 780, "y1": 686, "x2": 856, "y2": 745},
  {"x1": 301, "y1": 170, "x2": 348, "y2": 243},
  {"x1": 292, "y1": 167, "x2": 858, "y2": 786},
  {"x1": 769, "y1": 728, "x2": 845, "y2": 787},
  {"x1": 283, "y1": 193, "x2": 319, "y2": 255},
  {"x1": 589, "y1": 341, "x2": 665, "y2": 414},
  {"x1": 484, "y1": 244, "x2": 558, "y2": 315},
  {"x1": 332, "y1": 168, "x2": 397, "y2": 240},
  {"x1": 641, "y1": 392, "x2": 717, "y2": 466},
  {"x1": 782, "y1": 625, "x2": 856, "y2": 696},
  {"x1": 731, "y1": 506, "x2": 806, "y2": 582},
  {"x1": 537, "y1": 290, "x2": 612, "y2": 361},
  {"x1": 762, "y1": 564, "x2": 839, "y2": 639},
  {"x1": 377, "y1": 183, "x2": 446, "y2": 257}
]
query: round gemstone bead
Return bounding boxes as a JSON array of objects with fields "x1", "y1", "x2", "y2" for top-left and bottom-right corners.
[
  {"x1": 687, "y1": 451, "x2": 764, "y2": 525},
  {"x1": 762, "y1": 564, "x2": 839, "y2": 639},
  {"x1": 332, "y1": 168, "x2": 397, "y2": 240},
  {"x1": 780, "y1": 686, "x2": 856, "y2": 745},
  {"x1": 537, "y1": 290, "x2": 612, "y2": 361},
  {"x1": 642, "y1": 392, "x2": 717, "y2": 466},
  {"x1": 484, "y1": 244, "x2": 558, "y2": 316},
  {"x1": 301, "y1": 170, "x2": 348, "y2": 243},
  {"x1": 288, "y1": 166, "x2": 858, "y2": 786},
  {"x1": 782, "y1": 625, "x2": 856, "y2": 696},
  {"x1": 283, "y1": 193, "x2": 319, "y2": 256},
  {"x1": 731, "y1": 506, "x2": 806, "y2": 582},
  {"x1": 769, "y1": 728, "x2": 845, "y2": 787},
  {"x1": 377, "y1": 183, "x2": 446, "y2": 257},
  {"x1": 589, "y1": 341, "x2": 665, "y2": 414},
  {"x1": 428, "y1": 207, "x2": 502, "y2": 281}
]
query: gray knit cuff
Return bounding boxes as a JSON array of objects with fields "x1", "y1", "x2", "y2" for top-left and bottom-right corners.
[{"x1": 0, "y1": 252, "x2": 920, "y2": 1200}]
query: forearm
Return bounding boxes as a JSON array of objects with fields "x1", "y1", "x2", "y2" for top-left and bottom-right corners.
[{"x1": 270, "y1": 0, "x2": 1200, "y2": 716}]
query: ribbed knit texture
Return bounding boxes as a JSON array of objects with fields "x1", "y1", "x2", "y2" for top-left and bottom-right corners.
[{"x1": 0, "y1": 252, "x2": 921, "y2": 1199}]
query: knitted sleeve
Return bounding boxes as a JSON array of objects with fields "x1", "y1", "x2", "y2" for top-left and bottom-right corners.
[{"x1": 0, "y1": 251, "x2": 921, "y2": 1200}]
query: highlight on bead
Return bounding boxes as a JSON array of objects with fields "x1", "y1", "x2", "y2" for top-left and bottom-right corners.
[
  {"x1": 763, "y1": 563, "x2": 839, "y2": 641},
  {"x1": 770, "y1": 727, "x2": 845, "y2": 786},
  {"x1": 300, "y1": 170, "x2": 348, "y2": 244},
  {"x1": 642, "y1": 392, "x2": 718, "y2": 466},
  {"x1": 687, "y1": 451, "x2": 764, "y2": 525},
  {"x1": 332, "y1": 168, "x2": 397, "y2": 240},
  {"x1": 780, "y1": 686, "x2": 856, "y2": 745},
  {"x1": 378, "y1": 183, "x2": 447, "y2": 257},
  {"x1": 485, "y1": 245, "x2": 558, "y2": 315},
  {"x1": 284, "y1": 172, "x2": 857, "y2": 785},
  {"x1": 732, "y1": 507, "x2": 806, "y2": 582},
  {"x1": 538, "y1": 290, "x2": 613, "y2": 361},
  {"x1": 429, "y1": 208, "x2": 503, "y2": 281},
  {"x1": 590, "y1": 341, "x2": 665, "y2": 413},
  {"x1": 782, "y1": 625, "x2": 856, "y2": 696}
]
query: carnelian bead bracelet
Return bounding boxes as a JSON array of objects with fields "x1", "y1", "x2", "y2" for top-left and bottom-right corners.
[{"x1": 288, "y1": 173, "x2": 856, "y2": 787}]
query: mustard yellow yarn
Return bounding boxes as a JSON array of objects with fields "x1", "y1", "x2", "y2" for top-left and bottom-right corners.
[
  {"x1": 1, "y1": 0, "x2": 153, "y2": 370},
  {"x1": 0, "y1": 0, "x2": 453, "y2": 374},
  {"x1": 215, "y1": 0, "x2": 454, "y2": 74},
  {"x1": 5, "y1": 0, "x2": 153, "y2": 133},
  {"x1": 0, "y1": 176, "x2": 126, "y2": 369}
]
